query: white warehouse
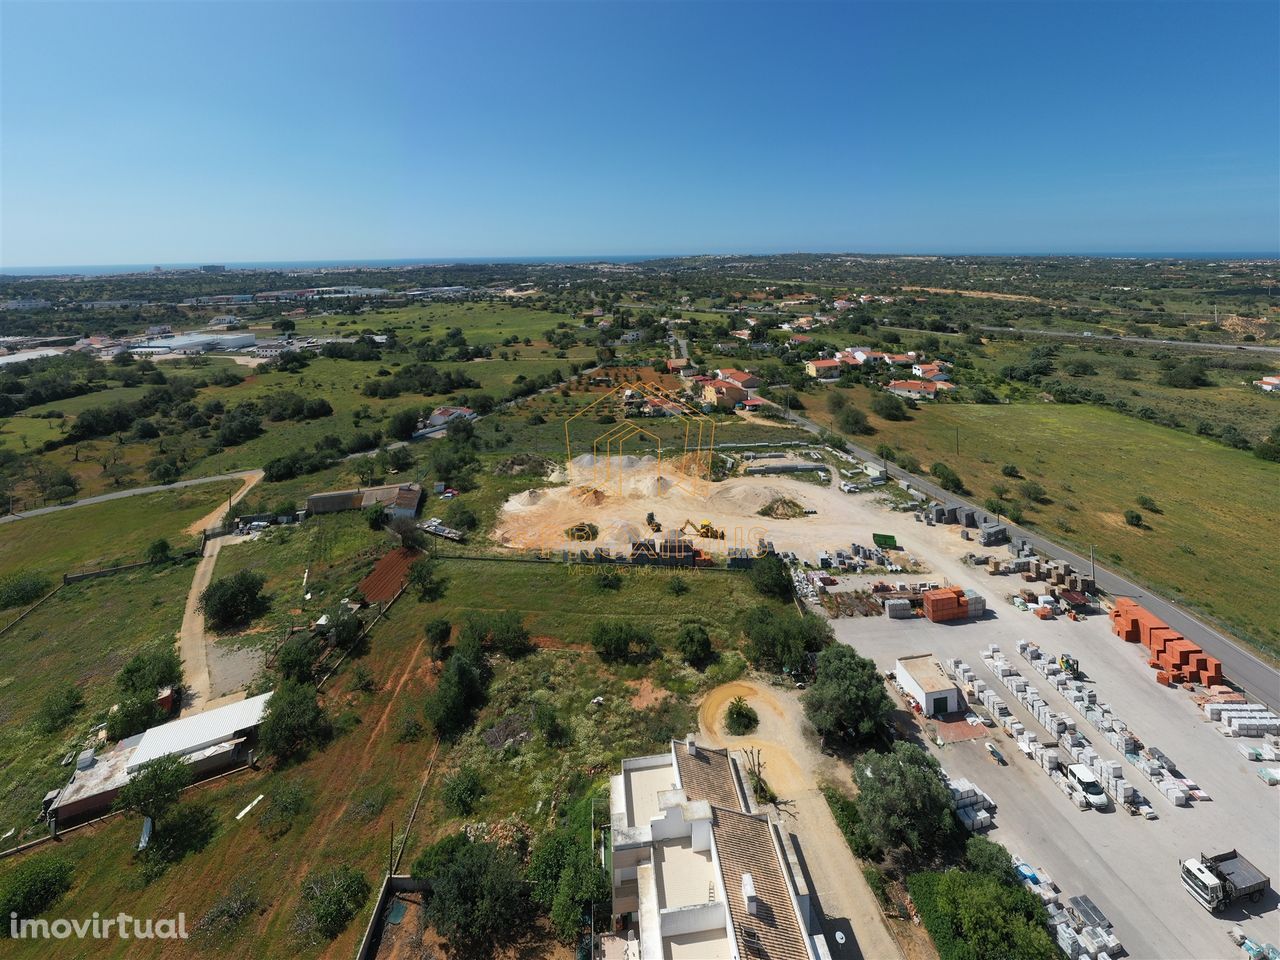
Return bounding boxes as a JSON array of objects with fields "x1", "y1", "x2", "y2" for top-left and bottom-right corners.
[{"x1": 895, "y1": 653, "x2": 961, "y2": 717}]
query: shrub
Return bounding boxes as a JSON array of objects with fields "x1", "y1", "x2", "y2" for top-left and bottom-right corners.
[
  {"x1": 32, "y1": 685, "x2": 84, "y2": 734},
  {"x1": 442, "y1": 767, "x2": 484, "y2": 816},
  {"x1": 965, "y1": 835, "x2": 1016, "y2": 884},
  {"x1": 666, "y1": 575, "x2": 689, "y2": 596},
  {"x1": 724, "y1": 696, "x2": 759, "y2": 735},
  {"x1": 295, "y1": 865, "x2": 370, "y2": 943},
  {"x1": 742, "y1": 605, "x2": 831, "y2": 674},
  {"x1": 594, "y1": 568, "x2": 623, "y2": 590},
  {"x1": 1124, "y1": 509, "x2": 1143, "y2": 527},
  {"x1": 194, "y1": 886, "x2": 261, "y2": 944},
  {"x1": 897, "y1": 452, "x2": 921, "y2": 473},
  {"x1": 1000, "y1": 463, "x2": 1020, "y2": 477},
  {"x1": 0, "y1": 572, "x2": 51, "y2": 610},
  {"x1": 1136, "y1": 494, "x2": 1159, "y2": 512},
  {"x1": 929, "y1": 462, "x2": 966, "y2": 494},
  {"x1": 424, "y1": 617, "x2": 452, "y2": 658},
  {"x1": 1018, "y1": 480, "x2": 1046, "y2": 503},
  {"x1": 257, "y1": 780, "x2": 311, "y2": 840},
  {"x1": 0, "y1": 855, "x2": 74, "y2": 933},
  {"x1": 419, "y1": 839, "x2": 526, "y2": 951}
]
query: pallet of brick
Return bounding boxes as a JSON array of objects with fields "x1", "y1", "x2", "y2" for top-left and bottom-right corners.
[{"x1": 1256, "y1": 767, "x2": 1280, "y2": 786}]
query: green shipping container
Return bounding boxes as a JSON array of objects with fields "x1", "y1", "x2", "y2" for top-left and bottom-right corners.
[{"x1": 873, "y1": 533, "x2": 898, "y2": 549}]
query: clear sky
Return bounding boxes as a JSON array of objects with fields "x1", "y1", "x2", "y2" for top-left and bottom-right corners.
[{"x1": 2, "y1": 1, "x2": 1276, "y2": 267}]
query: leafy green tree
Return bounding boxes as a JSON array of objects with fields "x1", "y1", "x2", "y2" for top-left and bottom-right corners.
[
  {"x1": 871, "y1": 392, "x2": 909, "y2": 421},
  {"x1": 199, "y1": 570, "x2": 267, "y2": 629},
  {"x1": 1124, "y1": 509, "x2": 1143, "y2": 527},
  {"x1": 550, "y1": 842, "x2": 609, "y2": 942},
  {"x1": 837, "y1": 406, "x2": 873, "y2": 435},
  {"x1": 853, "y1": 742, "x2": 956, "y2": 856},
  {"x1": 114, "y1": 754, "x2": 191, "y2": 823},
  {"x1": 276, "y1": 632, "x2": 320, "y2": 683},
  {"x1": 117, "y1": 647, "x2": 183, "y2": 699},
  {"x1": 424, "y1": 652, "x2": 485, "y2": 741},
  {"x1": 421, "y1": 839, "x2": 526, "y2": 951},
  {"x1": 590, "y1": 621, "x2": 658, "y2": 664},
  {"x1": 260, "y1": 680, "x2": 331, "y2": 762},
  {"x1": 742, "y1": 605, "x2": 830, "y2": 673},
  {"x1": 930, "y1": 462, "x2": 966, "y2": 494},
  {"x1": 145, "y1": 538, "x2": 172, "y2": 563},
  {"x1": 965, "y1": 835, "x2": 1016, "y2": 884},
  {"x1": 748, "y1": 554, "x2": 792, "y2": 599},
  {"x1": 675, "y1": 622, "x2": 712, "y2": 669},
  {"x1": 803, "y1": 645, "x2": 893, "y2": 743},
  {"x1": 407, "y1": 555, "x2": 446, "y2": 601},
  {"x1": 388, "y1": 409, "x2": 420, "y2": 441},
  {"x1": 424, "y1": 616, "x2": 452, "y2": 658}
]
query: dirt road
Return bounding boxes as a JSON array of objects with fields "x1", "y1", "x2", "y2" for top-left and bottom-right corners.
[
  {"x1": 176, "y1": 532, "x2": 251, "y2": 715},
  {"x1": 698, "y1": 680, "x2": 906, "y2": 960},
  {"x1": 184, "y1": 468, "x2": 263, "y2": 535}
]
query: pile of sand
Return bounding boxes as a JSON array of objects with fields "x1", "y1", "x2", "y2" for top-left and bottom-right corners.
[
  {"x1": 572, "y1": 454, "x2": 597, "y2": 470},
  {"x1": 574, "y1": 486, "x2": 607, "y2": 506},
  {"x1": 635, "y1": 475, "x2": 671, "y2": 497},
  {"x1": 510, "y1": 488, "x2": 543, "y2": 508},
  {"x1": 608, "y1": 520, "x2": 645, "y2": 543}
]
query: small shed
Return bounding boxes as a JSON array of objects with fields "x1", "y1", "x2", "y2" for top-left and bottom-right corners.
[{"x1": 895, "y1": 654, "x2": 961, "y2": 716}]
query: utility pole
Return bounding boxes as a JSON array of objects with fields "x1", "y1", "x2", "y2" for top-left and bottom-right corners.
[
  {"x1": 955, "y1": 426, "x2": 960, "y2": 456},
  {"x1": 1090, "y1": 544, "x2": 1096, "y2": 581}
]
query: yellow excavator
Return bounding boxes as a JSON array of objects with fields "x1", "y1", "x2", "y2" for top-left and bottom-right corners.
[{"x1": 680, "y1": 518, "x2": 725, "y2": 540}]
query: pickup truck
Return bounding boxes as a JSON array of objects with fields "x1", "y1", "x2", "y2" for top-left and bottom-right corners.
[{"x1": 1181, "y1": 849, "x2": 1270, "y2": 912}]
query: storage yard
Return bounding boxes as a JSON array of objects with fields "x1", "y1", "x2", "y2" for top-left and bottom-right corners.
[
  {"x1": 491, "y1": 447, "x2": 1280, "y2": 958},
  {"x1": 819, "y1": 510, "x2": 1280, "y2": 959}
]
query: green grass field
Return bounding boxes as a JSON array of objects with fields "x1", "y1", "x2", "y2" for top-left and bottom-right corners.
[
  {"x1": 0, "y1": 482, "x2": 239, "y2": 580},
  {"x1": 814, "y1": 392, "x2": 1280, "y2": 658},
  {"x1": 0, "y1": 563, "x2": 195, "y2": 841}
]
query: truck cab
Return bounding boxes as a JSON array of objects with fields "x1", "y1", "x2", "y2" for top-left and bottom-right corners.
[{"x1": 1181, "y1": 850, "x2": 1270, "y2": 912}]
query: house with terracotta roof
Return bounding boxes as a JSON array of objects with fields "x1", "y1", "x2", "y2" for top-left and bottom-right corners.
[
  {"x1": 912, "y1": 360, "x2": 951, "y2": 381},
  {"x1": 805, "y1": 358, "x2": 842, "y2": 379},
  {"x1": 703, "y1": 379, "x2": 748, "y2": 409},
  {"x1": 1254, "y1": 375, "x2": 1280, "y2": 393},
  {"x1": 716, "y1": 368, "x2": 761, "y2": 390},
  {"x1": 666, "y1": 357, "x2": 690, "y2": 373},
  {"x1": 787, "y1": 334, "x2": 813, "y2": 346},
  {"x1": 606, "y1": 736, "x2": 831, "y2": 960},
  {"x1": 886, "y1": 379, "x2": 956, "y2": 400}
]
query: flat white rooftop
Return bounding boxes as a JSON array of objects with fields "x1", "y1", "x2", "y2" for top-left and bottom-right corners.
[
  {"x1": 653, "y1": 837, "x2": 715, "y2": 910},
  {"x1": 664, "y1": 929, "x2": 733, "y2": 960},
  {"x1": 127, "y1": 692, "x2": 272, "y2": 773},
  {"x1": 624, "y1": 761, "x2": 675, "y2": 828}
]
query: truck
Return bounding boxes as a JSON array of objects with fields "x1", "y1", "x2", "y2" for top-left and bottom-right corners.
[{"x1": 1181, "y1": 850, "x2": 1270, "y2": 912}]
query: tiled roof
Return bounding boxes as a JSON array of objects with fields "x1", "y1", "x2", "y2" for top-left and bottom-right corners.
[
  {"x1": 673, "y1": 741, "x2": 744, "y2": 812},
  {"x1": 713, "y1": 807, "x2": 812, "y2": 960}
]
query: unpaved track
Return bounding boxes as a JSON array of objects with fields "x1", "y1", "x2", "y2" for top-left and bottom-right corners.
[
  {"x1": 185, "y1": 468, "x2": 263, "y2": 535},
  {"x1": 698, "y1": 679, "x2": 905, "y2": 960},
  {"x1": 177, "y1": 533, "x2": 250, "y2": 716}
]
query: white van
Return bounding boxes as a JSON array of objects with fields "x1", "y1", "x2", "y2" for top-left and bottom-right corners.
[{"x1": 1067, "y1": 764, "x2": 1109, "y2": 809}]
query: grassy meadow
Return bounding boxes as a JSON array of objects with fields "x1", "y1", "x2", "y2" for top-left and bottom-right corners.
[{"x1": 812, "y1": 390, "x2": 1280, "y2": 658}]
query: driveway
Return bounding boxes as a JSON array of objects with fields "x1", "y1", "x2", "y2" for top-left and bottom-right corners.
[
  {"x1": 177, "y1": 532, "x2": 252, "y2": 715},
  {"x1": 697, "y1": 680, "x2": 905, "y2": 960}
]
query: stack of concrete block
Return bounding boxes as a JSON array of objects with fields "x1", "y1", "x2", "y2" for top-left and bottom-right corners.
[
  {"x1": 1207, "y1": 702, "x2": 1280, "y2": 737},
  {"x1": 946, "y1": 774, "x2": 994, "y2": 831},
  {"x1": 884, "y1": 597, "x2": 913, "y2": 619}
]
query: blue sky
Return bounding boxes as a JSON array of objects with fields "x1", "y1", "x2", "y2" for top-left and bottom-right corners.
[{"x1": 2, "y1": 1, "x2": 1276, "y2": 266}]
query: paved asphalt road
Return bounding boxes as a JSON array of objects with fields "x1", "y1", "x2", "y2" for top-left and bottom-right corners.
[
  {"x1": 0, "y1": 469, "x2": 261, "y2": 525},
  {"x1": 781, "y1": 408, "x2": 1280, "y2": 712},
  {"x1": 977, "y1": 325, "x2": 1280, "y2": 355}
]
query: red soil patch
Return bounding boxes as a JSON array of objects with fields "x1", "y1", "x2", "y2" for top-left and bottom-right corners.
[
  {"x1": 532, "y1": 635, "x2": 592, "y2": 653},
  {"x1": 358, "y1": 547, "x2": 419, "y2": 602},
  {"x1": 628, "y1": 677, "x2": 670, "y2": 710}
]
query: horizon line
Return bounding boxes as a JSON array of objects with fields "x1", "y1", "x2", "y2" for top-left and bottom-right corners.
[{"x1": 5, "y1": 249, "x2": 1280, "y2": 278}]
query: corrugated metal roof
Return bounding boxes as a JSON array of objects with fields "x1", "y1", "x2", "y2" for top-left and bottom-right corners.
[{"x1": 127, "y1": 693, "x2": 273, "y2": 773}]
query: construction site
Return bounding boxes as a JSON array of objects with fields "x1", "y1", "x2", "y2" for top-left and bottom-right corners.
[{"x1": 490, "y1": 439, "x2": 1279, "y2": 960}]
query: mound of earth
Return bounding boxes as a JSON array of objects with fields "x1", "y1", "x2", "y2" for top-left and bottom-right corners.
[
  {"x1": 574, "y1": 486, "x2": 607, "y2": 506},
  {"x1": 758, "y1": 496, "x2": 807, "y2": 519}
]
